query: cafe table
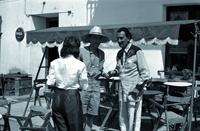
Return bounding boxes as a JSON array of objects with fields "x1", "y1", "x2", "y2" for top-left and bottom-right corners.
[{"x1": 164, "y1": 81, "x2": 192, "y2": 97}]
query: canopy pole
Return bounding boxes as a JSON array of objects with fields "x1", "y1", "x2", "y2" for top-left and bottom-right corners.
[{"x1": 189, "y1": 21, "x2": 199, "y2": 131}]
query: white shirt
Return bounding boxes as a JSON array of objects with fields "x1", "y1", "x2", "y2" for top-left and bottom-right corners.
[{"x1": 47, "y1": 55, "x2": 88, "y2": 91}]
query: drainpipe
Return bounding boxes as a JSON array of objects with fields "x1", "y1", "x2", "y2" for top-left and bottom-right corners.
[{"x1": 24, "y1": 0, "x2": 30, "y2": 17}]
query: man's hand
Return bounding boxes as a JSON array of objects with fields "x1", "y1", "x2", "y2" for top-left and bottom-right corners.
[
  {"x1": 102, "y1": 72, "x2": 110, "y2": 79},
  {"x1": 88, "y1": 71, "x2": 102, "y2": 79},
  {"x1": 107, "y1": 70, "x2": 116, "y2": 77}
]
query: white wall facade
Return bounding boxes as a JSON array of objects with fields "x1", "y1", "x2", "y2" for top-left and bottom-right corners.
[{"x1": 0, "y1": 0, "x2": 200, "y2": 79}]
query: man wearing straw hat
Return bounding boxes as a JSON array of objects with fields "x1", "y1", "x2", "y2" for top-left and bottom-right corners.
[{"x1": 80, "y1": 26, "x2": 109, "y2": 131}]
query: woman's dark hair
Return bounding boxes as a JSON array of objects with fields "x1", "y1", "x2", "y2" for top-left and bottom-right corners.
[
  {"x1": 60, "y1": 36, "x2": 80, "y2": 58},
  {"x1": 117, "y1": 27, "x2": 132, "y2": 39}
]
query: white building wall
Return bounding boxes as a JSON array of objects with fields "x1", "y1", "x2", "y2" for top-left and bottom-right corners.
[
  {"x1": 0, "y1": 0, "x2": 46, "y2": 79},
  {"x1": 0, "y1": 0, "x2": 31, "y2": 74},
  {"x1": 0, "y1": 0, "x2": 200, "y2": 78}
]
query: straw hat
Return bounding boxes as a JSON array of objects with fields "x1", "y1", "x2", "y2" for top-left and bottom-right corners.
[{"x1": 82, "y1": 26, "x2": 109, "y2": 43}]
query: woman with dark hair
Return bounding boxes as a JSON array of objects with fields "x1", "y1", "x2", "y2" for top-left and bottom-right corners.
[
  {"x1": 60, "y1": 36, "x2": 81, "y2": 58},
  {"x1": 47, "y1": 36, "x2": 88, "y2": 131}
]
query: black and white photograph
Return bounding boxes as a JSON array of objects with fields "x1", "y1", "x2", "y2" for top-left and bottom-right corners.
[{"x1": 0, "y1": 1, "x2": 200, "y2": 131}]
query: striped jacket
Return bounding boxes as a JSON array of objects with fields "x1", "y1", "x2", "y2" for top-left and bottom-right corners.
[{"x1": 114, "y1": 43, "x2": 150, "y2": 101}]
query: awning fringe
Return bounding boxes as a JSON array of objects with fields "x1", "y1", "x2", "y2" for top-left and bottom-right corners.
[{"x1": 27, "y1": 37, "x2": 178, "y2": 48}]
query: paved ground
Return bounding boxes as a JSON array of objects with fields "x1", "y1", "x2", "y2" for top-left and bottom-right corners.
[
  {"x1": 1, "y1": 93, "x2": 200, "y2": 131},
  {"x1": 0, "y1": 93, "x2": 105, "y2": 131}
]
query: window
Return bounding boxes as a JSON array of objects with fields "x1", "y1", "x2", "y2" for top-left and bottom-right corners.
[{"x1": 166, "y1": 5, "x2": 200, "y2": 72}]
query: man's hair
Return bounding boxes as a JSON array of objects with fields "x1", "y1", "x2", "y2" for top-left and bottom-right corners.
[
  {"x1": 117, "y1": 27, "x2": 132, "y2": 39},
  {"x1": 60, "y1": 36, "x2": 80, "y2": 58}
]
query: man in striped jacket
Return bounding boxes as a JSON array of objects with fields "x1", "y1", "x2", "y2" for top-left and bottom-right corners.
[{"x1": 108, "y1": 27, "x2": 150, "y2": 131}]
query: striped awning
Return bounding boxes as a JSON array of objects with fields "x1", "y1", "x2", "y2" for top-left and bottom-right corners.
[{"x1": 26, "y1": 20, "x2": 200, "y2": 47}]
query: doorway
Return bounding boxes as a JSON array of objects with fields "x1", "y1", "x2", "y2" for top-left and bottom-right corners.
[
  {"x1": 165, "y1": 5, "x2": 200, "y2": 72},
  {"x1": 46, "y1": 17, "x2": 59, "y2": 68}
]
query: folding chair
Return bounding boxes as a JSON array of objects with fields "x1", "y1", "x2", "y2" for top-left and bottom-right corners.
[
  {"x1": 99, "y1": 78, "x2": 119, "y2": 131},
  {"x1": 0, "y1": 99, "x2": 11, "y2": 131},
  {"x1": 99, "y1": 79, "x2": 149, "y2": 131},
  {"x1": 19, "y1": 106, "x2": 53, "y2": 131},
  {"x1": 21, "y1": 90, "x2": 54, "y2": 131},
  {"x1": 0, "y1": 75, "x2": 15, "y2": 130},
  {"x1": 193, "y1": 80, "x2": 200, "y2": 127},
  {"x1": 142, "y1": 78, "x2": 165, "y2": 129},
  {"x1": 8, "y1": 91, "x2": 54, "y2": 131},
  {"x1": 152, "y1": 82, "x2": 192, "y2": 131},
  {"x1": 24, "y1": 79, "x2": 47, "y2": 116}
]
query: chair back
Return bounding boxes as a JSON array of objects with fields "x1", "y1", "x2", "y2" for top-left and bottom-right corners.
[
  {"x1": 43, "y1": 91, "x2": 54, "y2": 109},
  {"x1": 194, "y1": 80, "x2": 200, "y2": 98}
]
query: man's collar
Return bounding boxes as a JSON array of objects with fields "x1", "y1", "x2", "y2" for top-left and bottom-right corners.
[{"x1": 124, "y1": 42, "x2": 132, "y2": 53}]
